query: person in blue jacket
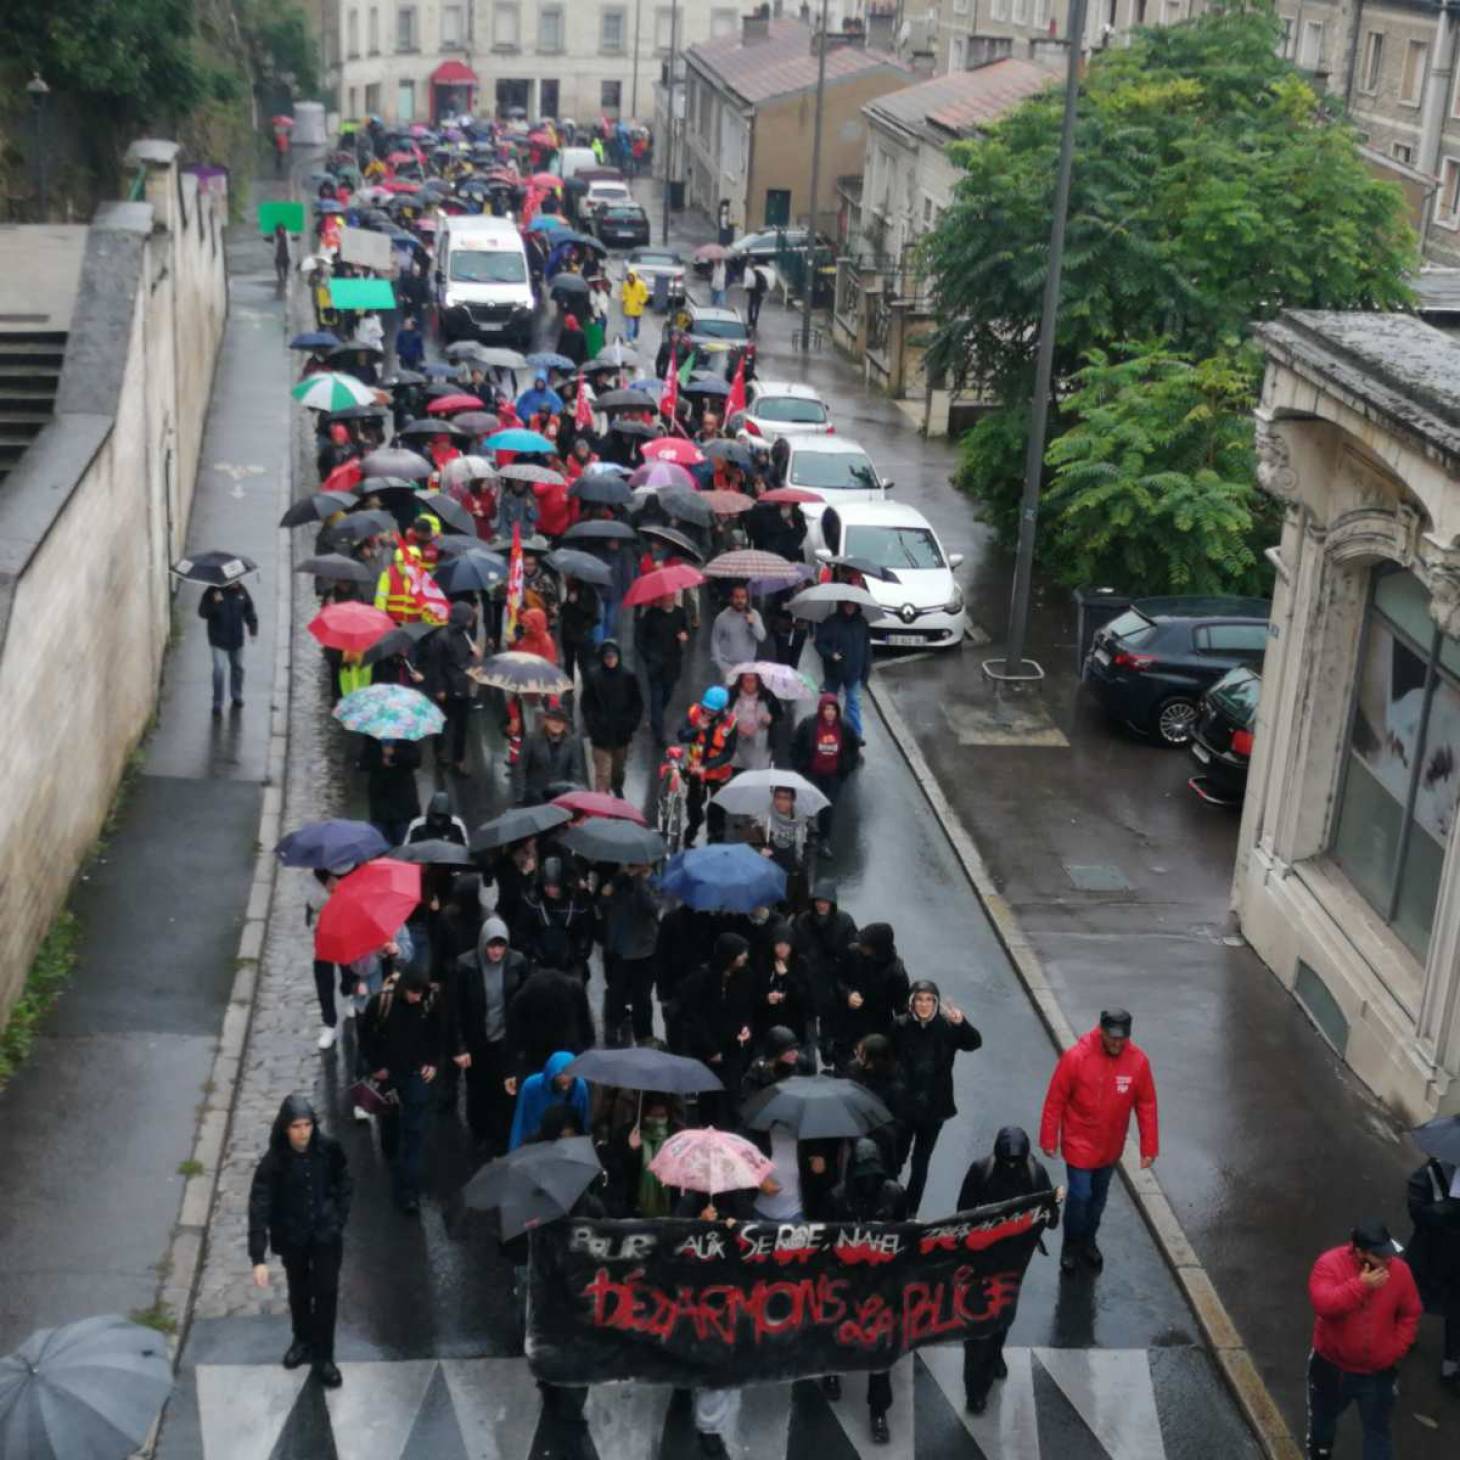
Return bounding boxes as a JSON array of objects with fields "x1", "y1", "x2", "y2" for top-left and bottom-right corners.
[
  {"x1": 508, "y1": 1050, "x2": 589, "y2": 1149},
  {"x1": 814, "y1": 598, "x2": 872, "y2": 743}
]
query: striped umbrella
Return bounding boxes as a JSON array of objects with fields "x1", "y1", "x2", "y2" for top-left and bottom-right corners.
[
  {"x1": 291, "y1": 372, "x2": 378, "y2": 411},
  {"x1": 702, "y1": 549, "x2": 802, "y2": 581}
]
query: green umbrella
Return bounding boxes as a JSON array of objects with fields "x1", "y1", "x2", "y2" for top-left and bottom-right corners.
[{"x1": 291, "y1": 372, "x2": 378, "y2": 412}]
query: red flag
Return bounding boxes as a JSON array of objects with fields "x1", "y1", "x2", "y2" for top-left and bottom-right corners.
[
  {"x1": 574, "y1": 373, "x2": 593, "y2": 431},
  {"x1": 726, "y1": 352, "x2": 747, "y2": 420},
  {"x1": 659, "y1": 345, "x2": 679, "y2": 422},
  {"x1": 504, "y1": 521, "x2": 525, "y2": 642}
]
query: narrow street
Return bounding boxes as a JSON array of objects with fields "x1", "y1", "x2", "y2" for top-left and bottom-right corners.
[{"x1": 154, "y1": 169, "x2": 1263, "y2": 1459}]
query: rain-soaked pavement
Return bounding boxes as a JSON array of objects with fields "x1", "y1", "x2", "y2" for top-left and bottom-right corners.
[{"x1": 155, "y1": 179, "x2": 1266, "y2": 1460}]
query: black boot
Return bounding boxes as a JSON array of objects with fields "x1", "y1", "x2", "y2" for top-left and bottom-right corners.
[
  {"x1": 821, "y1": 1374, "x2": 841, "y2": 1400},
  {"x1": 870, "y1": 1412, "x2": 890, "y2": 1444},
  {"x1": 1081, "y1": 1239, "x2": 1104, "y2": 1271},
  {"x1": 312, "y1": 1360, "x2": 343, "y2": 1389},
  {"x1": 1060, "y1": 1243, "x2": 1080, "y2": 1275},
  {"x1": 281, "y1": 1340, "x2": 311, "y2": 1370}
]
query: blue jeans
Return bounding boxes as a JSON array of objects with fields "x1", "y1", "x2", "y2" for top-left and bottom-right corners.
[
  {"x1": 710, "y1": 288, "x2": 726, "y2": 306},
  {"x1": 625, "y1": 315, "x2": 640, "y2": 341},
  {"x1": 823, "y1": 679, "x2": 864, "y2": 740},
  {"x1": 1063, "y1": 1163, "x2": 1115, "y2": 1245},
  {"x1": 211, "y1": 645, "x2": 244, "y2": 708},
  {"x1": 1306, "y1": 1352, "x2": 1395, "y2": 1460}
]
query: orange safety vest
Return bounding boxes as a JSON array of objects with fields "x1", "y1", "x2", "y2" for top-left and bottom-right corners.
[{"x1": 686, "y1": 706, "x2": 736, "y2": 784}]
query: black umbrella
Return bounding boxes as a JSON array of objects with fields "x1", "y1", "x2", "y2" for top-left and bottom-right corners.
[
  {"x1": 418, "y1": 492, "x2": 476, "y2": 535},
  {"x1": 826, "y1": 554, "x2": 902, "y2": 585},
  {"x1": 684, "y1": 377, "x2": 730, "y2": 398},
  {"x1": 296, "y1": 553, "x2": 375, "y2": 584},
  {"x1": 544, "y1": 548, "x2": 613, "y2": 586},
  {"x1": 362, "y1": 622, "x2": 439, "y2": 665},
  {"x1": 556, "y1": 231, "x2": 608, "y2": 253},
  {"x1": 570, "y1": 474, "x2": 633, "y2": 507},
  {"x1": 561, "y1": 818, "x2": 666, "y2": 864},
  {"x1": 549, "y1": 273, "x2": 591, "y2": 299},
  {"x1": 704, "y1": 440, "x2": 752, "y2": 466},
  {"x1": 610, "y1": 419, "x2": 656, "y2": 438},
  {"x1": 470, "y1": 803, "x2": 573, "y2": 853},
  {"x1": 280, "y1": 491, "x2": 359, "y2": 527},
  {"x1": 320, "y1": 402, "x2": 388, "y2": 423},
  {"x1": 290, "y1": 330, "x2": 340, "y2": 351},
  {"x1": 638, "y1": 523, "x2": 703, "y2": 561},
  {"x1": 390, "y1": 838, "x2": 474, "y2": 866},
  {"x1": 562, "y1": 519, "x2": 638, "y2": 544},
  {"x1": 0, "y1": 1315, "x2": 173, "y2": 1460},
  {"x1": 741, "y1": 1076, "x2": 893, "y2": 1140},
  {"x1": 561, "y1": 1047, "x2": 723, "y2": 1094},
  {"x1": 423, "y1": 380, "x2": 469, "y2": 399},
  {"x1": 362, "y1": 447, "x2": 433, "y2": 479},
  {"x1": 400, "y1": 417, "x2": 470, "y2": 439},
  {"x1": 658, "y1": 488, "x2": 713, "y2": 528},
  {"x1": 597, "y1": 388, "x2": 657, "y2": 412},
  {"x1": 434, "y1": 549, "x2": 508, "y2": 594},
  {"x1": 329, "y1": 509, "x2": 398, "y2": 544},
  {"x1": 327, "y1": 342, "x2": 385, "y2": 369},
  {"x1": 461, "y1": 1137, "x2": 602, "y2": 1237},
  {"x1": 1412, "y1": 1115, "x2": 1460, "y2": 1163},
  {"x1": 171, "y1": 550, "x2": 258, "y2": 585},
  {"x1": 434, "y1": 533, "x2": 487, "y2": 559},
  {"x1": 386, "y1": 369, "x2": 428, "y2": 388}
]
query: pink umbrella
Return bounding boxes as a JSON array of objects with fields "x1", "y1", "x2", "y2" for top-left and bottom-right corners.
[
  {"x1": 551, "y1": 789, "x2": 648, "y2": 825},
  {"x1": 622, "y1": 563, "x2": 706, "y2": 607},
  {"x1": 759, "y1": 487, "x2": 823, "y2": 505},
  {"x1": 725, "y1": 660, "x2": 818, "y2": 700},
  {"x1": 629, "y1": 460, "x2": 696, "y2": 491},
  {"x1": 648, "y1": 1127, "x2": 774, "y2": 1194},
  {"x1": 642, "y1": 437, "x2": 705, "y2": 467}
]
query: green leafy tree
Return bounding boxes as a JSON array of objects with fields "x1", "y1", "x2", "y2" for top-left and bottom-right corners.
[
  {"x1": 241, "y1": 0, "x2": 321, "y2": 98},
  {"x1": 1042, "y1": 343, "x2": 1275, "y2": 595}
]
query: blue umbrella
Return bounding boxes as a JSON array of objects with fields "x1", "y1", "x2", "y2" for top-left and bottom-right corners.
[
  {"x1": 276, "y1": 819, "x2": 390, "y2": 870},
  {"x1": 657, "y1": 844, "x2": 787, "y2": 913},
  {"x1": 434, "y1": 548, "x2": 509, "y2": 594},
  {"x1": 289, "y1": 330, "x2": 341, "y2": 351},
  {"x1": 422, "y1": 362, "x2": 458, "y2": 378},
  {"x1": 527, "y1": 351, "x2": 575, "y2": 372},
  {"x1": 529, "y1": 214, "x2": 569, "y2": 232},
  {"x1": 485, "y1": 427, "x2": 555, "y2": 454},
  {"x1": 684, "y1": 376, "x2": 730, "y2": 397}
]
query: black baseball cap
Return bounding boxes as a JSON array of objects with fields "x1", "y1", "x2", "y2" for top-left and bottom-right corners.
[
  {"x1": 1351, "y1": 1221, "x2": 1403, "y2": 1256},
  {"x1": 1099, "y1": 1009, "x2": 1133, "y2": 1038}
]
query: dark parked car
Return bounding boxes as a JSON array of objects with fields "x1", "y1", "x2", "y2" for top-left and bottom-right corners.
[
  {"x1": 1189, "y1": 667, "x2": 1260, "y2": 804},
  {"x1": 596, "y1": 204, "x2": 651, "y2": 249},
  {"x1": 1083, "y1": 596, "x2": 1270, "y2": 746}
]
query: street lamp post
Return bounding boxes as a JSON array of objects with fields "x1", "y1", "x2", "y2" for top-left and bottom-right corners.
[
  {"x1": 661, "y1": 0, "x2": 679, "y2": 245},
  {"x1": 27, "y1": 72, "x2": 50, "y2": 222},
  {"x1": 983, "y1": 0, "x2": 1088, "y2": 683},
  {"x1": 799, "y1": 0, "x2": 830, "y2": 354},
  {"x1": 631, "y1": 0, "x2": 644, "y2": 120}
]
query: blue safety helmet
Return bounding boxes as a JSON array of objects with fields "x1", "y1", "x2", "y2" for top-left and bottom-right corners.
[{"x1": 700, "y1": 685, "x2": 730, "y2": 713}]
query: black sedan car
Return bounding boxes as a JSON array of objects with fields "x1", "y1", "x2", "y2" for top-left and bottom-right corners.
[
  {"x1": 1083, "y1": 595, "x2": 1270, "y2": 745},
  {"x1": 596, "y1": 204, "x2": 651, "y2": 249},
  {"x1": 1189, "y1": 666, "x2": 1260, "y2": 805}
]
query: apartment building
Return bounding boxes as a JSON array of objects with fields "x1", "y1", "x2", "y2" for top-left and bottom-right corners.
[{"x1": 317, "y1": 0, "x2": 745, "y2": 126}]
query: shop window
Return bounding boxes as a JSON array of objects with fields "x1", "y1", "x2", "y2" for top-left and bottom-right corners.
[{"x1": 1332, "y1": 566, "x2": 1460, "y2": 959}]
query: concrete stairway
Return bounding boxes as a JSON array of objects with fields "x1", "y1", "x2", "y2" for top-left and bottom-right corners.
[{"x1": 0, "y1": 331, "x2": 67, "y2": 486}]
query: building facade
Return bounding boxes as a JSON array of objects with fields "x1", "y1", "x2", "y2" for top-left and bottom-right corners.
[
  {"x1": 1235, "y1": 311, "x2": 1460, "y2": 1121},
  {"x1": 317, "y1": 0, "x2": 745, "y2": 126},
  {"x1": 681, "y1": 14, "x2": 911, "y2": 232}
]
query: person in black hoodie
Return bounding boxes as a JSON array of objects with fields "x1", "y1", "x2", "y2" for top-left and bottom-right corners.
[
  {"x1": 248, "y1": 1093, "x2": 351, "y2": 1388},
  {"x1": 840, "y1": 1032, "x2": 907, "y2": 1174},
  {"x1": 637, "y1": 595, "x2": 689, "y2": 745},
  {"x1": 506, "y1": 964, "x2": 596, "y2": 1078},
  {"x1": 672, "y1": 932, "x2": 756, "y2": 1125},
  {"x1": 752, "y1": 919, "x2": 814, "y2": 1048},
  {"x1": 360, "y1": 738, "x2": 423, "y2": 847},
  {"x1": 957, "y1": 1127, "x2": 1057, "y2": 1413},
  {"x1": 423, "y1": 600, "x2": 482, "y2": 775},
  {"x1": 792, "y1": 880, "x2": 858, "y2": 1061},
  {"x1": 821, "y1": 1137, "x2": 908, "y2": 1442},
  {"x1": 1406, "y1": 1153, "x2": 1460, "y2": 1385},
  {"x1": 452, "y1": 915, "x2": 530, "y2": 1152},
  {"x1": 892, "y1": 978, "x2": 982, "y2": 1213},
  {"x1": 361, "y1": 966, "x2": 445, "y2": 1213},
  {"x1": 513, "y1": 856, "x2": 596, "y2": 979},
  {"x1": 581, "y1": 639, "x2": 644, "y2": 796},
  {"x1": 599, "y1": 862, "x2": 660, "y2": 1045},
  {"x1": 558, "y1": 575, "x2": 602, "y2": 687},
  {"x1": 832, "y1": 923, "x2": 910, "y2": 1067}
]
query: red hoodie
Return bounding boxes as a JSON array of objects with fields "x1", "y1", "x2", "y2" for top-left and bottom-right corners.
[
  {"x1": 1308, "y1": 1245, "x2": 1421, "y2": 1373},
  {"x1": 1039, "y1": 1027, "x2": 1158, "y2": 1169}
]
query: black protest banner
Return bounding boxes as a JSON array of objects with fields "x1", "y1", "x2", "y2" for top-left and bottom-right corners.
[{"x1": 527, "y1": 1192, "x2": 1057, "y2": 1386}]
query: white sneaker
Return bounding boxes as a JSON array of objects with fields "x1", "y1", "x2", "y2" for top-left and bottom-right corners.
[
  {"x1": 353, "y1": 1105, "x2": 371, "y2": 1123},
  {"x1": 317, "y1": 1025, "x2": 338, "y2": 1051},
  {"x1": 341, "y1": 1002, "x2": 356, "y2": 1021}
]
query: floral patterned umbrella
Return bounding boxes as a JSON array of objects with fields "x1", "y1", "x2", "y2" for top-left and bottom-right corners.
[
  {"x1": 333, "y1": 684, "x2": 445, "y2": 740},
  {"x1": 648, "y1": 1127, "x2": 774, "y2": 1195}
]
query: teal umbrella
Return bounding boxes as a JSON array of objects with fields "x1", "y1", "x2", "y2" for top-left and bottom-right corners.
[{"x1": 333, "y1": 684, "x2": 445, "y2": 741}]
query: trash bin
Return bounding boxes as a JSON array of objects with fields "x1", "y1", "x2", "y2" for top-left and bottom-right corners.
[
  {"x1": 1072, "y1": 586, "x2": 1132, "y2": 674},
  {"x1": 652, "y1": 273, "x2": 670, "y2": 312},
  {"x1": 668, "y1": 180, "x2": 685, "y2": 211}
]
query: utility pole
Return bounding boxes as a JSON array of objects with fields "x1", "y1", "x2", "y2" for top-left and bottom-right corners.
[
  {"x1": 662, "y1": 0, "x2": 679, "y2": 245},
  {"x1": 984, "y1": 0, "x2": 1087, "y2": 683},
  {"x1": 800, "y1": 0, "x2": 830, "y2": 353},
  {"x1": 631, "y1": 0, "x2": 644, "y2": 119},
  {"x1": 27, "y1": 72, "x2": 49, "y2": 222}
]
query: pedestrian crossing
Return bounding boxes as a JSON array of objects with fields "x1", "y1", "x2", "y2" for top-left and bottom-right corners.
[{"x1": 188, "y1": 1345, "x2": 1235, "y2": 1459}]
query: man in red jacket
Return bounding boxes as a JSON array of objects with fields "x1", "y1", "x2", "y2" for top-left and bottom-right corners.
[
  {"x1": 1306, "y1": 1222, "x2": 1420, "y2": 1459},
  {"x1": 1039, "y1": 1008, "x2": 1158, "y2": 1275}
]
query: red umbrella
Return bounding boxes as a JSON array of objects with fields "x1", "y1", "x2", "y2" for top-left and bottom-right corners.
[
  {"x1": 623, "y1": 563, "x2": 706, "y2": 607},
  {"x1": 759, "y1": 487, "x2": 823, "y2": 505},
  {"x1": 641, "y1": 438, "x2": 705, "y2": 467},
  {"x1": 308, "y1": 601, "x2": 396, "y2": 652},
  {"x1": 701, "y1": 490, "x2": 756, "y2": 515},
  {"x1": 551, "y1": 790, "x2": 648, "y2": 826},
  {"x1": 531, "y1": 172, "x2": 564, "y2": 189},
  {"x1": 322, "y1": 459, "x2": 364, "y2": 494},
  {"x1": 314, "y1": 859, "x2": 422, "y2": 963},
  {"x1": 427, "y1": 393, "x2": 486, "y2": 416}
]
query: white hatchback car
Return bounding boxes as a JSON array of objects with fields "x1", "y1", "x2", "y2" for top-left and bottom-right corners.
[
  {"x1": 814, "y1": 501, "x2": 967, "y2": 650},
  {"x1": 729, "y1": 380, "x2": 832, "y2": 443}
]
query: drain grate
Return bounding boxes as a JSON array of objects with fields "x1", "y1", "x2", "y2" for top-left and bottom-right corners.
[{"x1": 1063, "y1": 862, "x2": 1132, "y2": 892}]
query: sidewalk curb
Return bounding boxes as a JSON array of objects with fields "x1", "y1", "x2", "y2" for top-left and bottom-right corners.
[
  {"x1": 152, "y1": 225, "x2": 297, "y2": 1378},
  {"x1": 866, "y1": 678, "x2": 1302, "y2": 1460}
]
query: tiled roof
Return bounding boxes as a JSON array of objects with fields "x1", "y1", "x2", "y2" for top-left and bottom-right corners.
[
  {"x1": 685, "y1": 19, "x2": 910, "y2": 106},
  {"x1": 865, "y1": 58, "x2": 1055, "y2": 141}
]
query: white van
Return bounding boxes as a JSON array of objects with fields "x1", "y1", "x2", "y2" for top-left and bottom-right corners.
[
  {"x1": 554, "y1": 147, "x2": 600, "y2": 183},
  {"x1": 436, "y1": 215, "x2": 536, "y2": 348}
]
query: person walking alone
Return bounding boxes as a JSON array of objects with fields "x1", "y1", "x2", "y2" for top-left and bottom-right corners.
[
  {"x1": 199, "y1": 579, "x2": 259, "y2": 715},
  {"x1": 248, "y1": 1093, "x2": 351, "y2": 1389},
  {"x1": 1306, "y1": 1222, "x2": 1421, "y2": 1459},
  {"x1": 1039, "y1": 1008, "x2": 1158, "y2": 1275},
  {"x1": 580, "y1": 639, "x2": 643, "y2": 797}
]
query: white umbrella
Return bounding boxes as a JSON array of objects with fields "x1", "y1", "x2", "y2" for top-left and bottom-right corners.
[
  {"x1": 711, "y1": 769, "x2": 830, "y2": 819},
  {"x1": 440, "y1": 454, "x2": 498, "y2": 485},
  {"x1": 726, "y1": 660, "x2": 818, "y2": 701},
  {"x1": 788, "y1": 582, "x2": 887, "y2": 624},
  {"x1": 291, "y1": 372, "x2": 377, "y2": 411}
]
